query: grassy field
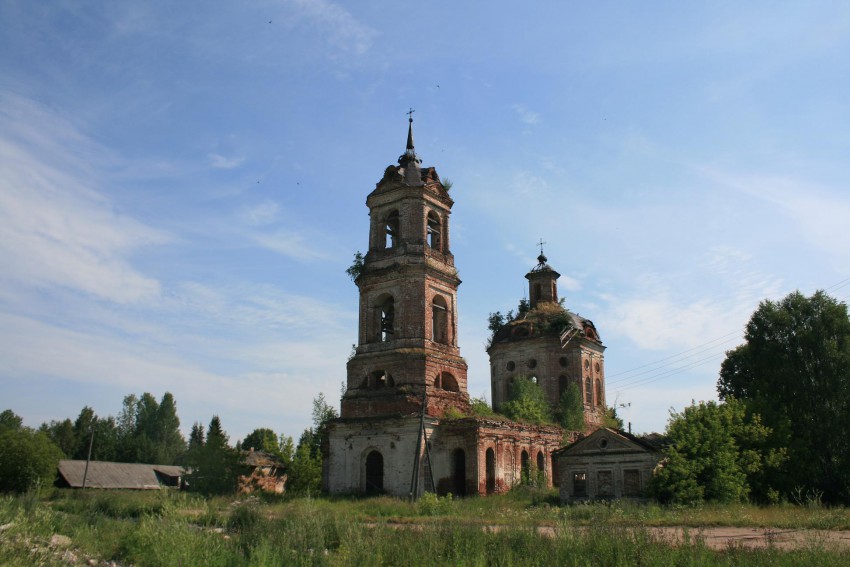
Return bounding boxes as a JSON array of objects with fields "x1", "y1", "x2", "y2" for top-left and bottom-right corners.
[{"x1": 1, "y1": 488, "x2": 849, "y2": 566}]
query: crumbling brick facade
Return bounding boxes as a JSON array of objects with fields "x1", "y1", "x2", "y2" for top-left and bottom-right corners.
[
  {"x1": 488, "y1": 255, "x2": 607, "y2": 432},
  {"x1": 325, "y1": 120, "x2": 572, "y2": 497}
]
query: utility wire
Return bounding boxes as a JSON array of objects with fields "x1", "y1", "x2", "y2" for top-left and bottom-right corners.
[{"x1": 604, "y1": 277, "x2": 849, "y2": 392}]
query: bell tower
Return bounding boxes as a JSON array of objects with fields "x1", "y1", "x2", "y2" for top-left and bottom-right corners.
[{"x1": 341, "y1": 117, "x2": 470, "y2": 418}]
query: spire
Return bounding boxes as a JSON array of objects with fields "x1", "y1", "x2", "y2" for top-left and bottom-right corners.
[
  {"x1": 535, "y1": 238, "x2": 548, "y2": 268},
  {"x1": 396, "y1": 109, "x2": 423, "y2": 186},
  {"x1": 406, "y1": 114, "x2": 415, "y2": 152},
  {"x1": 398, "y1": 108, "x2": 422, "y2": 169}
]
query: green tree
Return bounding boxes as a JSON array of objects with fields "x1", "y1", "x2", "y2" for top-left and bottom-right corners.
[
  {"x1": 650, "y1": 399, "x2": 782, "y2": 505},
  {"x1": 287, "y1": 429, "x2": 322, "y2": 494},
  {"x1": 72, "y1": 406, "x2": 97, "y2": 460},
  {"x1": 557, "y1": 383, "x2": 584, "y2": 430},
  {"x1": 501, "y1": 377, "x2": 552, "y2": 425},
  {"x1": 39, "y1": 418, "x2": 75, "y2": 457},
  {"x1": 184, "y1": 416, "x2": 240, "y2": 495},
  {"x1": 241, "y1": 428, "x2": 280, "y2": 454},
  {"x1": 309, "y1": 393, "x2": 338, "y2": 458},
  {"x1": 717, "y1": 290, "x2": 850, "y2": 503},
  {"x1": 188, "y1": 422, "x2": 205, "y2": 450},
  {"x1": 0, "y1": 428, "x2": 64, "y2": 493},
  {"x1": 603, "y1": 406, "x2": 624, "y2": 430},
  {"x1": 278, "y1": 434, "x2": 295, "y2": 471},
  {"x1": 153, "y1": 392, "x2": 185, "y2": 464},
  {"x1": 0, "y1": 409, "x2": 23, "y2": 432}
]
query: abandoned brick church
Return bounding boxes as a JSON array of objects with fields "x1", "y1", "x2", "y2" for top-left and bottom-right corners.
[{"x1": 324, "y1": 119, "x2": 606, "y2": 497}]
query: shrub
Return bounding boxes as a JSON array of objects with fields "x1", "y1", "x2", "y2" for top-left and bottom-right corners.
[{"x1": 0, "y1": 428, "x2": 63, "y2": 494}]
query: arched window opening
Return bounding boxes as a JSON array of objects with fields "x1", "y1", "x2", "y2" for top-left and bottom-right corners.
[
  {"x1": 441, "y1": 372, "x2": 459, "y2": 392},
  {"x1": 376, "y1": 295, "x2": 394, "y2": 342},
  {"x1": 426, "y1": 211, "x2": 442, "y2": 251},
  {"x1": 530, "y1": 375, "x2": 538, "y2": 385},
  {"x1": 520, "y1": 450, "x2": 530, "y2": 484},
  {"x1": 434, "y1": 373, "x2": 442, "y2": 389},
  {"x1": 558, "y1": 375, "x2": 568, "y2": 396},
  {"x1": 536, "y1": 451, "x2": 545, "y2": 477},
  {"x1": 595, "y1": 379, "x2": 603, "y2": 407},
  {"x1": 533, "y1": 283, "x2": 542, "y2": 303},
  {"x1": 485, "y1": 448, "x2": 496, "y2": 494},
  {"x1": 432, "y1": 295, "x2": 448, "y2": 344},
  {"x1": 371, "y1": 370, "x2": 394, "y2": 390},
  {"x1": 584, "y1": 377, "x2": 593, "y2": 405},
  {"x1": 365, "y1": 451, "x2": 383, "y2": 494},
  {"x1": 452, "y1": 448, "x2": 466, "y2": 496},
  {"x1": 384, "y1": 211, "x2": 399, "y2": 249}
]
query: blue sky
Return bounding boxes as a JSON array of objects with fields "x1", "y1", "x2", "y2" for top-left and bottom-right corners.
[{"x1": 2, "y1": 1, "x2": 849, "y2": 442}]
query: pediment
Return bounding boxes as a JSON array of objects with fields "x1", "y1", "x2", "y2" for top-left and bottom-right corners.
[{"x1": 559, "y1": 428, "x2": 656, "y2": 457}]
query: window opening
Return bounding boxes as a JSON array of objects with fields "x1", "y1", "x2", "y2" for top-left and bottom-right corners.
[
  {"x1": 595, "y1": 379, "x2": 603, "y2": 406},
  {"x1": 440, "y1": 372, "x2": 459, "y2": 392},
  {"x1": 558, "y1": 375, "x2": 568, "y2": 396},
  {"x1": 585, "y1": 377, "x2": 593, "y2": 404},
  {"x1": 426, "y1": 211, "x2": 441, "y2": 251},
  {"x1": 485, "y1": 448, "x2": 496, "y2": 494},
  {"x1": 573, "y1": 471, "x2": 587, "y2": 497},
  {"x1": 520, "y1": 450, "x2": 530, "y2": 484},
  {"x1": 378, "y1": 296, "x2": 394, "y2": 342},
  {"x1": 536, "y1": 451, "x2": 545, "y2": 481},
  {"x1": 385, "y1": 211, "x2": 399, "y2": 249},
  {"x1": 432, "y1": 295, "x2": 448, "y2": 344},
  {"x1": 371, "y1": 370, "x2": 394, "y2": 389}
]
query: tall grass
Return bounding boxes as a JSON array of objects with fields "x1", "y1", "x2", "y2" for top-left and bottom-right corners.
[{"x1": 1, "y1": 491, "x2": 849, "y2": 566}]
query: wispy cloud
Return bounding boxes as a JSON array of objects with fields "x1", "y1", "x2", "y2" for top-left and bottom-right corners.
[
  {"x1": 0, "y1": 94, "x2": 167, "y2": 304},
  {"x1": 705, "y1": 169, "x2": 850, "y2": 268},
  {"x1": 209, "y1": 153, "x2": 245, "y2": 169},
  {"x1": 287, "y1": 0, "x2": 377, "y2": 56},
  {"x1": 513, "y1": 103, "x2": 541, "y2": 125},
  {"x1": 239, "y1": 200, "x2": 280, "y2": 226}
]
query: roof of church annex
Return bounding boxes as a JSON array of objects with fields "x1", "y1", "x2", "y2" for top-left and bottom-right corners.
[{"x1": 370, "y1": 115, "x2": 452, "y2": 203}]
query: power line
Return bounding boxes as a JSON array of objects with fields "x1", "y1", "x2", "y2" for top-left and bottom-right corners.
[
  {"x1": 604, "y1": 276, "x2": 849, "y2": 393},
  {"x1": 606, "y1": 329, "x2": 742, "y2": 383},
  {"x1": 613, "y1": 352, "x2": 727, "y2": 392}
]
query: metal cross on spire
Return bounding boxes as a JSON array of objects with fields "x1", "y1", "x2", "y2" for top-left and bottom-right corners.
[
  {"x1": 406, "y1": 107, "x2": 415, "y2": 121},
  {"x1": 537, "y1": 238, "x2": 547, "y2": 255}
]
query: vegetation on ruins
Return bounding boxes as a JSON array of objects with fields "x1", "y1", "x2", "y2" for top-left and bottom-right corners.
[
  {"x1": 345, "y1": 251, "x2": 365, "y2": 281},
  {"x1": 487, "y1": 297, "x2": 572, "y2": 344},
  {"x1": 501, "y1": 376, "x2": 552, "y2": 425},
  {"x1": 717, "y1": 290, "x2": 850, "y2": 504},
  {"x1": 557, "y1": 383, "x2": 585, "y2": 430}
]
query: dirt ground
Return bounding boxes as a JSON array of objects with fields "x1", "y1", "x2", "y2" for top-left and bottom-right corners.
[
  {"x1": 527, "y1": 525, "x2": 850, "y2": 551},
  {"x1": 647, "y1": 526, "x2": 850, "y2": 551}
]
